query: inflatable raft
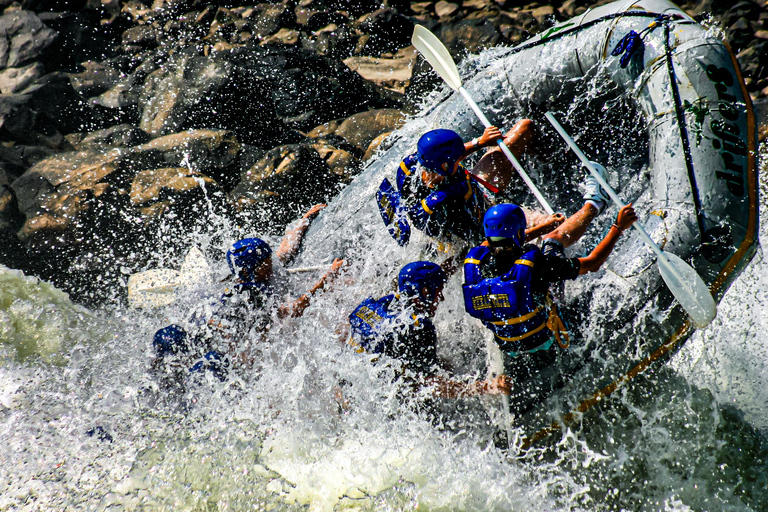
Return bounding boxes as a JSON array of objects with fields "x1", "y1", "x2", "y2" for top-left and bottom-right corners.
[{"x1": 297, "y1": 0, "x2": 758, "y2": 449}]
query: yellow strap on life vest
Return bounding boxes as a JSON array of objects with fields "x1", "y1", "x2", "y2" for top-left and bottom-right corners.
[
  {"x1": 545, "y1": 296, "x2": 570, "y2": 348},
  {"x1": 514, "y1": 258, "x2": 534, "y2": 267},
  {"x1": 493, "y1": 298, "x2": 570, "y2": 348},
  {"x1": 463, "y1": 174, "x2": 473, "y2": 201},
  {"x1": 490, "y1": 304, "x2": 545, "y2": 325},
  {"x1": 421, "y1": 199, "x2": 433, "y2": 215},
  {"x1": 464, "y1": 257, "x2": 482, "y2": 265},
  {"x1": 347, "y1": 337, "x2": 366, "y2": 353},
  {"x1": 494, "y1": 320, "x2": 548, "y2": 342},
  {"x1": 400, "y1": 161, "x2": 412, "y2": 176}
]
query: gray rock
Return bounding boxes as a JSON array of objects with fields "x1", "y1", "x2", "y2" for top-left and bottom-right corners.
[
  {"x1": 0, "y1": 11, "x2": 58, "y2": 68},
  {"x1": 68, "y1": 61, "x2": 122, "y2": 98},
  {"x1": 0, "y1": 61, "x2": 43, "y2": 94}
]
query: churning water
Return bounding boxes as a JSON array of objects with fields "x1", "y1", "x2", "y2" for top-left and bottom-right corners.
[{"x1": 2, "y1": 40, "x2": 767, "y2": 512}]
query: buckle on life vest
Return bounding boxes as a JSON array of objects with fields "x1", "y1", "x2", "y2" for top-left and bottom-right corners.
[{"x1": 546, "y1": 297, "x2": 570, "y2": 349}]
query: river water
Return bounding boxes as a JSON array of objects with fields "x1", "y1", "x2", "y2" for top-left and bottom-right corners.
[{"x1": 1, "y1": 45, "x2": 767, "y2": 512}]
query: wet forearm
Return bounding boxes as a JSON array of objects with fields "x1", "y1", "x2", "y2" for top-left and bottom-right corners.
[{"x1": 578, "y1": 224, "x2": 623, "y2": 274}]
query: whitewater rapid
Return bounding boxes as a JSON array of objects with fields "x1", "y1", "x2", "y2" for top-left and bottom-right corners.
[{"x1": 1, "y1": 35, "x2": 767, "y2": 512}]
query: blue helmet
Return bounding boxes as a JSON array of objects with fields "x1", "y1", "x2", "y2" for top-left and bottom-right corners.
[
  {"x1": 483, "y1": 203, "x2": 526, "y2": 247},
  {"x1": 153, "y1": 325, "x2": 188, "y2": 357},
  {"x1": 416, "y1": 129, "x2": 464, "y2": 175},
  {"x1": 398, "y1": 261, "x2": 446, "y2": 299},
  {"x1": 226, "y1": 238, "x2": 272, "y2": 282}
]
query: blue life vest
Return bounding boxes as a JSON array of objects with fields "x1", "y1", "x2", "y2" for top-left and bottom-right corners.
[
  {"x1": 463, "y1": 245, "x2": 564, "y2": 354},
  {"x1": 395, "y1": 153, "x2": 488, "y2": 242},
  {"x1": 348, "y1": 294, "x2": 425, "y2": 355}
]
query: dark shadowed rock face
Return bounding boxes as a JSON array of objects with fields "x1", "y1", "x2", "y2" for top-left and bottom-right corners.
[
  {"x1": 135, "y1": 44, "x2": 397, "y2": 147},
  {"x1": 67, "y1": 124, "x2": 152, "y2": 151}
]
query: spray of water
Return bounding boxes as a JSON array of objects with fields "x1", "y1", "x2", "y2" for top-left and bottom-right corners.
[{"x1": 1, "y1": 24, "x2": 766, "y2": 512}]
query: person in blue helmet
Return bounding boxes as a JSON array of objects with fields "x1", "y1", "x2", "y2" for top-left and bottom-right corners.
[
  {"x1": 396, "y1": 121, "x2": 564, "y2": 245},
  {"x1": 462, "y1": 191, "x2": 637, "y2": 381},
  {"x1": 152, "y1": 204, "x2": 344, "y2": 379},
  {"x1": 345, "y1": 261, "x2": 512, "y2": 399}
]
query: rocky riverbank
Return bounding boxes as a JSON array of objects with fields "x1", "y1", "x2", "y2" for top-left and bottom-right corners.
[{"x1": 0, "y1": 0, "x2": 765, "y2": 305}]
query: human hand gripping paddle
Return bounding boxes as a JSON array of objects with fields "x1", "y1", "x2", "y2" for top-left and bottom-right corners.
[
  {"x1": 544, "y1": 112, "x2": 717, "y2": 328},
  {"x1": 411, "y1": 24, "x2": 555, "y2": 216}
]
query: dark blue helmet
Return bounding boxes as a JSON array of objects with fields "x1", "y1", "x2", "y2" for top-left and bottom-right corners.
[
  {"x1": 226, "y1": 238, "x2": 272, "y2": 282},
  {"x1": 398, "y1": 261, "x2": 446, "y2": 299},
  {"x1": 153, "y1": 325, "x2": 188, "y2": 357},
  {"x1": 416, "y1": 129, "x2": 464, "y2": 176},
  {"x1": 483, "y1": 203, "x2": 526, "y2": 247}
]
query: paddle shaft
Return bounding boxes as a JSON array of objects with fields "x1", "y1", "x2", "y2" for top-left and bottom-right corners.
[
  {"x1": 459, "y1": 88, "x2": 554, "y2": 215},
  {"x1": 285, "y1": 265, "x2": 328, "y2": 274},
  {"x1": 545, "y1": 112, "x2": 672, "y2": 258},
  {"x1": 544, "y1": 111, "x2": 719, "y2": 318}
]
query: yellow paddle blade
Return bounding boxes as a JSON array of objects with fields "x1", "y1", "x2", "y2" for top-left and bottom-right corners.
[{"x1": 412, "y1": 25, "x2": 463, "y2": 91}]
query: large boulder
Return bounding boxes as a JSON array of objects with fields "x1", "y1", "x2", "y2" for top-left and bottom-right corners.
[
  {"x1": 135, "y1": 128, "x2": 242, "y2": 188},
  {"x1": 137, "y1": 43, "x2": 399, "y2": 147},
  {"x1": 0, "y1": 10, "x2": 58, "y2": 69},
  {"x1": 309, "y1": 108, "x2": 407, "y2": 154},
  {"x1": 10, "y1": 128, "x2": 240, "y2": 251},
  {"x1": 0, "y1": 61, "x2": 44, "y2": 94},
  {"x1": 129, "y1": 166, "x2": 222, "y2": 219},
  {"x1": 343, "y1": 46, "x2": 417, "y2": 93},
  {"x1": 66, "y1": 124, "x2": 152, "y2": 151}
]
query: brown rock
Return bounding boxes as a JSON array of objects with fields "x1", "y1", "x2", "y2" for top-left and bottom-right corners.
[
  {"x1": 463, "y1": 0, "x2": 493, "y2": 11},
  {"x1": 435, "y1": 0, "x2": 460, "y2": 18},
  {"x1": 68, "y1": 61, "x2": 121, "y2": 98},
  {"x1": 262, "y1": 28, "x2": 300, "y2": 45},
  {"x1": 531, "y1": 5, "x2": 555, "y2": 23},
  {"x1": 130, "y1": 167, "x2": 218, "y2": 206},
  {"x1": 410, "y1": 2, "x2": 432, "y2": 15},
  {"x1": 309, "y1": 142, "x2": 362, "y2": 183},
  {"x1": 0, "y1": 61, "x2": 43, "y2": 94},
  {"x1": 307, "y1": 119, "x2": 343, "y2": 138},
  {"x1": 343, "y1": 50, "x2": 416, "y2": 92},
  {"x1": 333, "y1": 108, "x2": 406, "y2": 153},
  {"x1": 230, "y1": 143, "x2": 341, "y2": 221},
  {"x1": 363, "y1": 131, "x2": 392, "y2": 161},
  {"x1": 135, "y1": 129, "x2": 241, "y2": 185}
]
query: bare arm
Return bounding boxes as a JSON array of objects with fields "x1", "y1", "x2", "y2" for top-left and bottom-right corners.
[
  {"x1": 461, "y1": 125, "x2": 503, "y2": 160},
  {"x1": 578, "y1": 204, "x2": 637, "y2": 274},
  {"x1": 278, "y1": 258, "x2": 344, "y2": 318},
  {"x1": 524, "y1": 213, "x2": 566, "y2": 242},
  {"x1": 275, "y1": 204, "x2": 326, "y2": 265},
  {"x1": 426, "y1": 374, "x2": 512, "y2": 399}
]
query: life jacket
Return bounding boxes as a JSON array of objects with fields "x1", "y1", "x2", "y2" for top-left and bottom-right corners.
[
  {"x1": 462, "y1": 245, "x2": 570, "y2": 354},
  {"x1": 348, "y1": 294, "x2": 423, "y2": 355},
  {"x1": 395, "y1": 153, "x2": 488, "y2": 242}
]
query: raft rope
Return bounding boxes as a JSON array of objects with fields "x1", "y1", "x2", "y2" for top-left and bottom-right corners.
[
  {"x1": 662, "y1": 21, "x2": 708, "y2": 244},
  {"x1": 609, "y1": 14, "x2": 708, "y2": 244},
  {"x1": 610, "y1": 14, "x2": 671, "y2": 68}
]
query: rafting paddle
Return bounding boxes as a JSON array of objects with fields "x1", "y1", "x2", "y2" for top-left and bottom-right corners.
[
  {"x1": 412, "y1": 24, "x2": 554, "y2": 215},
  {"x1": 544, "y1": 112, "x2": 717, "y2": 328}
]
